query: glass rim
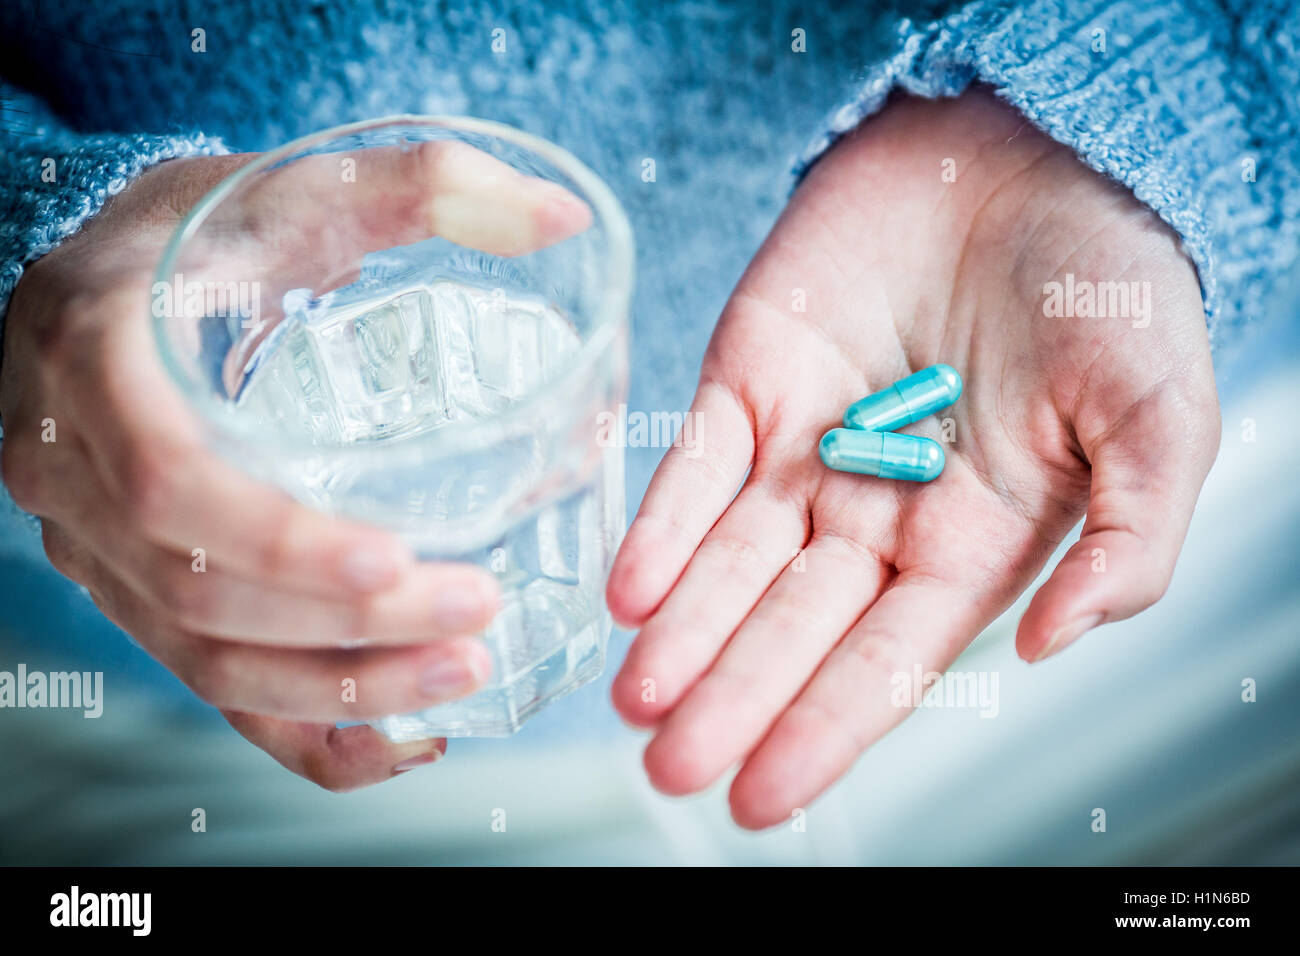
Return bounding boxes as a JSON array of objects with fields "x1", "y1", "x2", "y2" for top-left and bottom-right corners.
[{"x1": 152, "y1": 113, "x2": 635, "y2": 460}]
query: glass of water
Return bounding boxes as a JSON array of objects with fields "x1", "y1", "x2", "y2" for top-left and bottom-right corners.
[{"x1": 153, "y1": 117, "x2": 634, "y2": 738}]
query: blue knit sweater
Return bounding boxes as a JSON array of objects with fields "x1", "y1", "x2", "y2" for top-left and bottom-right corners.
[
  {"x1": 3, "y1": 0, "x2": 1298, "y2": 350},
  {"x1": 0, "y1": 0, "x2": 1296, "y2": 507}
]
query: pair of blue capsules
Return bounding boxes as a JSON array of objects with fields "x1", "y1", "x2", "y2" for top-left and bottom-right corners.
[{"x1": 819, "y1": 364, "x2": 963, "y2": 482}]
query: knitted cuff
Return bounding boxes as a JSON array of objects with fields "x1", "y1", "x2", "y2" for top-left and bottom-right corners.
[
  {"x1": 0, "y1": 126, "x2": 228, "y2": 325},
  {"x1": 0, "y1": 86, "x2": 227, "y2": 529}
]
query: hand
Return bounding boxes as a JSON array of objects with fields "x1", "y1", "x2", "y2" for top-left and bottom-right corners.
[
  {"x1": 607, "y1": 88, "x2": 1220, "y2": 829},
  {"x1": 1, "y1": 143, "x2": 590, "y2": 788}
]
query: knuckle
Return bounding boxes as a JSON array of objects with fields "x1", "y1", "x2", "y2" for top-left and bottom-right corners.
[
  {"x1": 1, "y1": 440, "x2": 46, "y2": 513},
  {"x1": 793, "y1": 693, "x2": 869, "y2": 764},
  {"x1": 704, "y1": 534, "x2": 765, "y2": 575},
  {"x1": 32, "y1": 294, "x2": 97, "y2": 373},
  {"x1": 844, "y1": 628, "x2": 911, "y2": 682},
  {"x1": 250, "y1": 506, "x2": 300, "y2": 580},
  {"x1": 662, "y1": 445, "x2": 729, "y2": 493},
  {"x1": 40, "y1": 528, "x2": 81, "y2": 581},
  {"x1": 121, "y1": 446, "x2": 177, "y2": 530},
  {"x1": 1135, "y1": 569, "x2": 1172, "y2": 611},
  {"x1": 342, "y1": 602, "x2": 377, "y2": 645},
  {"x1": 177, "y1": 639, "x2": 234, "y2": 707},
  {"x1": 156, "y1": 564, "x2": 217, "y2": 629}
]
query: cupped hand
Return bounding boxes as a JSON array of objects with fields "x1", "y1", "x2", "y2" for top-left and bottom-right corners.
[
  {"x1": 0, "y1": 142, "x2": 591, "y2": 788},
  {"x1": 607, "y1": 88, "x2": 1220, "y2": 829}
]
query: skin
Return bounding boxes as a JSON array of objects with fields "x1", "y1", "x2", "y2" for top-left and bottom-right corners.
[
  {"x1": 606, "y1": 88, "x2": 1221, "y2": 829},
  {"x1": 1, "y1": 89, "x2": 1220, "y2": 817},
  {"x1": 0, "y1": 141, "x2": 592, "y2": 790}
]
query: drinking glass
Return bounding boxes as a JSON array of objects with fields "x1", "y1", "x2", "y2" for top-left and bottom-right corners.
[{"x1": 152, "y1": 117, "x2": 634, "y2": 737}]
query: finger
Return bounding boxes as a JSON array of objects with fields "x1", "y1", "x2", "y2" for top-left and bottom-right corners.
[
  {"x1": 93, "y1": 536, "x2": 494, "y2": 648},
  {"x1": 165, "y1": 629, "x2": 492, "y2": 722},
  {"x1": 222, "y1": 711, "x2": 449, "y2": 792},
  {"x1": 1016, "y1": 380, "x2": 1220, "y2": 662},
  {"x1": 727, "y1": 573, "x2": 989, "y2": 830},
  {"x1": 225, "y1": 139, "x2": 593, "y2": 292},
  {"x1": 205, "y1": 140, "x2": 596, "y2": 380},
  {"x1": 62, "y1": 302, "x2": 458, "y2": 602},
  {"x1": 277, "y1": 139, "x2": 592, "y2": 256},
  {"x1": 642, "y1": 532, "x2": 890, "y2": 796},
  {"x1": 606, "y1": 380, "x2": 755, "y2": 626},
  {"x1": 416, "y1": 139, "x2": 593, "y2": 253},
  {"x1": 28, "y1": 431, "x2": 497, "y2": 645},
  {"x1": 69, "y1": 550, "x2": 493, "y2": 720},
  {"x1": 611, "y1": 481, "x2": 808, "y2": 726},
  {"x1": 0, "y1": 411, "x2": 89, "y2": 522},
  {"x1": 165, "y1": 627, "x2": 492, "y2": 722},
  {"x1": 124, "y1": 557, "x2": 497, "y2": 648}
]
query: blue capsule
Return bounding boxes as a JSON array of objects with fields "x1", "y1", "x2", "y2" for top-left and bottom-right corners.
[
  {"x1": 844, "y1": 364, "x2": 963, "y2": 432},
  {"x1": 819, "y1": 428, "x2": 945, "y2": 482}
]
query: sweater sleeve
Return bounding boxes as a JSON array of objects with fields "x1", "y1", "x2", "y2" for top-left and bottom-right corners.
[
  {"x1": 0, "y1": 81, "x2": 227, "y2": 344},
  {"x1": 793, "y1": 0, "x2": 1300, "y2": 347},
  {"x1": 0, "y1": 82, "x2": 226, "y2": 532}
]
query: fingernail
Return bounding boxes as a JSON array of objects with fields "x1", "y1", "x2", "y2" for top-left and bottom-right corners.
[
  {"x1": 540, "y1": 191, "x2": 592, "y2": 236},
  {"x1": 393, "y1": 745, "x2": 446, "y2": 774},
  {"x1": 432, "y1": 575, "x2": 498, "y2": 632},
  {"x1": 418, "y1": 654, "x2": 484, "y2": 699},
  {"x1": 1034, "y1": 612, "x2": 1105, "y2": 662},
  {"x1": 341, "y1": 541, "x2": 408, "y2": 590}
]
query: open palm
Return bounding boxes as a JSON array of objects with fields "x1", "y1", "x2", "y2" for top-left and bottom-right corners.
[{"x1": 606, "y1": 89, "x2": 1219, "y2": 829}]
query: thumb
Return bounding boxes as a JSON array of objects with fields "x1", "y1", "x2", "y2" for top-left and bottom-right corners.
[
  {"x1": 1016, "y1": 378, "x2": 1220, "y2": 662},
  {"x1": 222, "y1": 711, "x2": 448, "y2": 791}
]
